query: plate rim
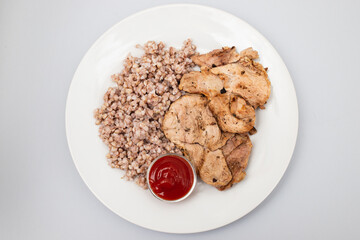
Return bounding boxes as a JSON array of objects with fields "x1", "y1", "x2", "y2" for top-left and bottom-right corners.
[{"x1": 65, "y1": 3, "x2": 299, "y2": 234}]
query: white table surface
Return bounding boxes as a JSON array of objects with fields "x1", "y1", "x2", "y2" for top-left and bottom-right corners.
[{"x1": 1, "y1": 0, "x2": 360, "y2": 239}]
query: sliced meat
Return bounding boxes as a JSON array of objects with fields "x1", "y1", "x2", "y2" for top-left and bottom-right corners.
[
  {"x1": 162, "y1": 94, "x2": 222, "y2": 150},
  {"x1": 249, "y1": 127, "x2": 257, "y2": 135},
  {"x1": 210, "y1": 62, "x2": 270, "y2": 109},
  {"x1": 179, "y1": 71, "x2": 224, "y2": 98},
  {"x1": 239, "y1": 47, "x2": 259, "y2": 60},
  {"x1": 208, "y1": 132, "x2": 234, "y2": 151},
  {"x1": 182, "y1": 47, "x2": 270, "y2": 109},
  {"x1": 191, "y1": 46, "x2": 240, "y2": 68},
  {"x1": 218, "y1": 134, "x2": 252, "y2": 191},
  {"x1": 163, "y1": 47, "x2": 269, "y2": 190},
  {"x1": 199, "y1": 149, "x2": 232, "y2": 188},
  {"x1": 221, "y1": 134, "x2": 248, "y2": 157},
  {"x1": 208, "y1": 93, "x2": 255, "y2": 133},
  {"x1": 178, "y1": 143, "x2": 205, "y2": 174},
  {"x1": 229, "y1": 94, "x2": 256, "y2": 122}
]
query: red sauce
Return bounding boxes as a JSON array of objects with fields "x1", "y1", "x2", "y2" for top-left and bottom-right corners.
[{"x1": 148, "y1": 155, "x2": 194, "y2": 201}]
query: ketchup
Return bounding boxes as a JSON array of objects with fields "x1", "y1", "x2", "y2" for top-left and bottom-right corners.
[{"x1": 148, "y1": 155, "x2": 194, "y2": 201}]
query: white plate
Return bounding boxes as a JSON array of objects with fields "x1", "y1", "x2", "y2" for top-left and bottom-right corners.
[{"x1": 66, "y1": 4, "x2": 298, "y2": 234}]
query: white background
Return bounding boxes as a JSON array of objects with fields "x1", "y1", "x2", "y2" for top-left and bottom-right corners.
[{"x1": 1, "y1": 0, "x2": 360, "y2": 239}]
